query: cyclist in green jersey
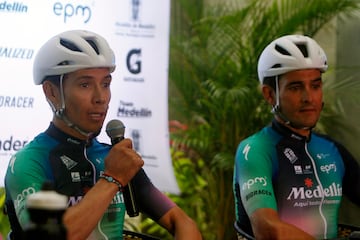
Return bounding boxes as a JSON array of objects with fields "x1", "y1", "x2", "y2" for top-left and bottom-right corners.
[
  {"x1": 5, "y1": 30, "x2": 202, "y2": 240},
  {"x1": 233, "y1": 35, "x2": 360, "y2": 239}
]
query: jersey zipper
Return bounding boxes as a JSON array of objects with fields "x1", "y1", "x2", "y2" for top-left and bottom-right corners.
[
  {"x1": 83, "y1": 146, "x2": 108, "y2": 239},
  {"x1": 305, "y1": 142, "x2": 328, "y2": 239}
]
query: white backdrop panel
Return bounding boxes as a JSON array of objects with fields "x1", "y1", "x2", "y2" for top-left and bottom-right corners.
[{"x1": 0, "y1": 0, "x2": 179, "y2": 193}]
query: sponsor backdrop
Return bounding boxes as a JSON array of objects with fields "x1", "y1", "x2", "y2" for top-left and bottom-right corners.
[{"x1": 0, "y1": 0, "x2": 179, "y2": 193}]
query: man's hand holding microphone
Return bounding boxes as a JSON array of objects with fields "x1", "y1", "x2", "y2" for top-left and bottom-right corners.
[{"x1": 103, "y1": 119, "x2": 142, "y2": 217}]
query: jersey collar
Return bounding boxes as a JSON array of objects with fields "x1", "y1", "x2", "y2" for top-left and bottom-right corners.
[
  {"x1": 45, "y1": 122, "x2": 93, "y2": 147},
  {"x1": 271, "y1": 119, "x2": 311, "y2": 142}
]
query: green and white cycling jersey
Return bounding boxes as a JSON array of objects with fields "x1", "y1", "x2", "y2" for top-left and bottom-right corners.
[
  {"x1": 233, "y1": 120, "x2": 360, "y2": 239},
  {"x1": 5, "y1": 123, "x2": 175, "y2": 240}
]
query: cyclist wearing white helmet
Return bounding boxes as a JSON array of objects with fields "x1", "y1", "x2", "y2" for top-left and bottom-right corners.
[
  {"x1": 233, "y1": 35, "x2": 360, "y2": 239},
  {"x1": 5, "y1": 30, "x2": 202, "y2": 240},
  {"x1": 33, "y1": 29, "x2": 116, "y2": 137},
  {"x1": 258, "y1": 34, "x2": 328, "y2": 130}
]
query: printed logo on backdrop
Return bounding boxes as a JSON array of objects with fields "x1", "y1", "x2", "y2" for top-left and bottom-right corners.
[
  {"x1": 0, "y1": 1, "x2": 28, "y2": 13},
  {"x1": 124, "y1": 48, "x2": 144, "y2": 82},
  {"x1": 117, "y1": 100, "x2": 152, "y2": 118},
  {"x1": 115, "y1": 0, "x2": 156, "y2": 38},
  {"x1": 131, "y1": 0, "x2": 140, "y2": 21},
  {"x1": 131, "y1": 129, "x2": 141, "y2": 153},
  {"x1": 0, "y1": 96, "x2": 34, "y2": 109},
  {"x1": 0, "y1": 46, "x2": 34, "y2": 60},
  {"x1": 0, "y1": 135, "x2": 28, "y2": 157},
  {"x1": 127, "y1": 49, "x2": 142, "y2": 74},
  {"x1": 53, "y1": 2, "x2": 92, "y2": 24},
  {"x1": 129, "y1": 128, "x2": 159, "y2": 167}
]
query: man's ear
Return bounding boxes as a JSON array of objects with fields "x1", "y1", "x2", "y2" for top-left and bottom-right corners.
[
  {"x1": 262, "y1": 85, "x2": 276, "y2": 106},
  {"x1": 42, "y1": 81, "x2": 60, "y2": 107}
]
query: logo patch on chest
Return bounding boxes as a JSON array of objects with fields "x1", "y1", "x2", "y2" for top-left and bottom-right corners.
[
  {"x1": 60, "y1": 155, "x2": 78, "y2": 169},
  {"x1": 284, "y1": 147, "x2": 298, "y2": 164}
]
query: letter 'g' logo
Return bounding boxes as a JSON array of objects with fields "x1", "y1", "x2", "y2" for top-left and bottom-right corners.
[{"x1": 126, "y1": 49, "x2": 142, "y2": 74}]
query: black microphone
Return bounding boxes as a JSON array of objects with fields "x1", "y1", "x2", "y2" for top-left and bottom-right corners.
[{"x1": 106, "y1": 119, "x2": 139, "y2": 217}]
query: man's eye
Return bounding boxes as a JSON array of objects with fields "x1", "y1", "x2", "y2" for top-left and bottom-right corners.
[
  {"x1": 80, "y1": 83, "x2": 89, "y2": 88},
  {"x1": 289, "y1": 86, "x2": 300, "y2": 90},
  {"x1": 103, "y1": 82, "x2": 111, "y2": 88},
  {"x1": 312, "y1": 84, "x2": 322, "y2": 89}
]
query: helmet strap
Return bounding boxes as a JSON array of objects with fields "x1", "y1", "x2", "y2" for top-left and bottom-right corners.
[
  {"x1": 271, "y1": 75, "x2": 313, "y2": 130},
  {"x1": 55, "y1": 74, "x2": 65, "y2": 118},
  {"x1": 55, "y1": 74, "x2": 94, "y2": 138}
]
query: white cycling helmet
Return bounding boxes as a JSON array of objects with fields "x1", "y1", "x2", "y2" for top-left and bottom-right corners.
[
  {"x1": 257, "y1": 34, "x2": 328, "y2": 84},
  {"x1": 33, "y1": 30, "x2": 116, "y2": 85}
]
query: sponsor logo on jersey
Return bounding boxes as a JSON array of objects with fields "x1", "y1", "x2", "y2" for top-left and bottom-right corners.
[
  {"x1": 243, "y1": 176, "x2": 271, "y2": 201},
  {"x1": 284, "y1": 147, "x2": 298, "y2": 164},
  {"x1": 320, "y1": 163, "x2": 337, "y2": 174},
  {"x1": 287, "y1": 181, "x2": 342, "y2": 200},
  {"x1": 242, "y1": 176, "x2": 267, "y2": 190},
  {"x1": 242, "y1": 143, "x2": 251, "y2": 161},
  {"x1": 316, "y1": 153, "x2": 331, "y2": 160},
  {"x1": 294, "y1": 165, "x2": 302, "y2": 174},
  {"x1": 111, "y1": 191, "x2": 123, "y2": 204},
  {"x1": 60, "y1": 155, "x2": 78, "y2": 170},
  {"x1": 294, "y1": 164, "x2": 313, "y2": 175},
  {"x1": 66, "y1": 137, "x2": 81, "y2": 145},
  {"x1": 68, "y1": 192, "x2": 123, "y2": 207},
  {"x1": 71, "y1": 171, "x2": 81, "y2": 182},
  {"x1": 304, "y1": 164, "x2": 312, "y2": 173},
  {"x1": 68, "y1": 195, "x2": 83, "y2": 206},
  {"x1": 290, "y1": 133, "x2": 302, "y2": 141},
  {"x1": 245, "y1": 189, "x2": 272, "y2": 201},
  {"x1": 14, "y1": 187, "x2": 36, "y2": 208}
]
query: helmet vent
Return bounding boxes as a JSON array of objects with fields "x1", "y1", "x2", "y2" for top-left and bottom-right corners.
[
  {"x1": 57, "y1": 60, "x2": 70, "y2": 66},
  {"x1": 60, "y1": 39, "x2": 82, "y2": 52},
  {"x1": 85, "y1": 39, "x2": 100, "y2": 55},
  {"x1": 275, "y1": 44, "x2": 291, "y2": 56},
  {"x1": 271, "y1": 63, "x2": 282, "y2": 69},
  {"x1": 59, "y1": 38, "x2": 100, "y2": 55},
  {"x1": 295, "y1": 43, "x2": 308, "y2": 58}
]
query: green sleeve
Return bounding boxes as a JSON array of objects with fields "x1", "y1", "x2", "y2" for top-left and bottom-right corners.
[
  {"x1": 6, "y1": 147, "x2": 50, "y2": 228},
  {"x1": 234, "y1": 136, "x2": 277, "y2": 216}
]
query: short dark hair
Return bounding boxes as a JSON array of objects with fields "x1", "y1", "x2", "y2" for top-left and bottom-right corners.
[
  {"x1": 43, "y1": 75, "x2": 62, "y2": 87},
  {"x1": 263, "y1": 76, "x2": 276, "y2": 90}
]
